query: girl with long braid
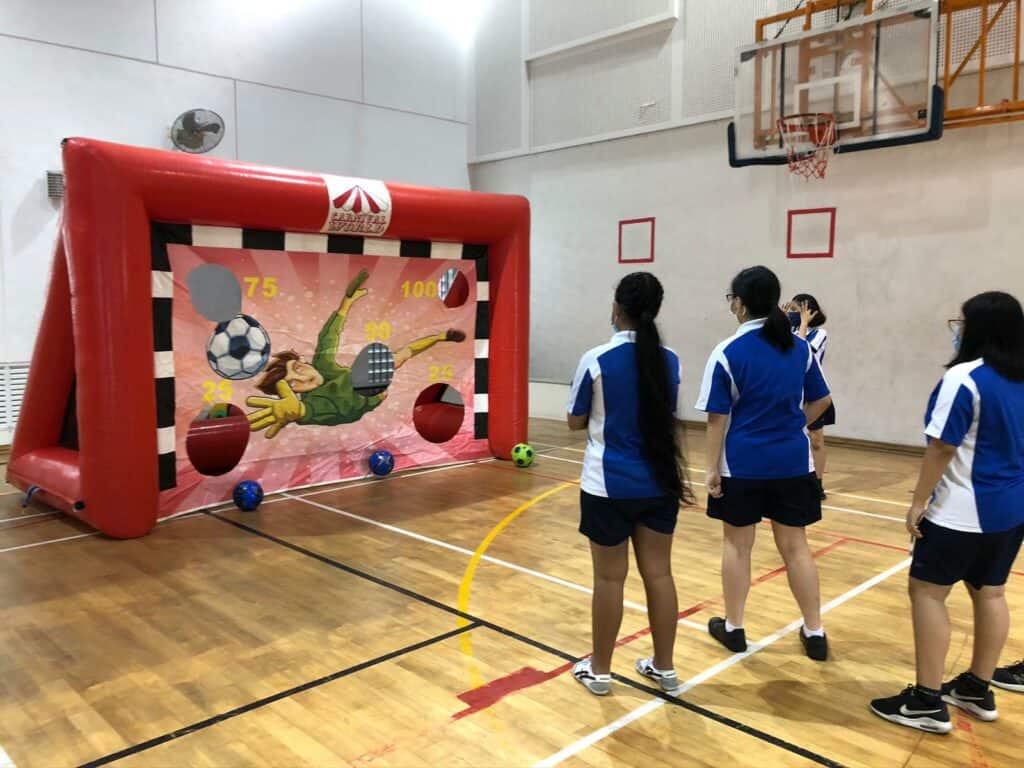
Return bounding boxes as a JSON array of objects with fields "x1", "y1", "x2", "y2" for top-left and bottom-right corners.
[{"x1": 567, "y1": 272, "x2": 695, "y2": 695}]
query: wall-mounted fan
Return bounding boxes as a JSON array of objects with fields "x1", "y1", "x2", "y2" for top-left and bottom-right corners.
[{"x1": 170, "y1": 109, "x2": 225, "y2": 154}]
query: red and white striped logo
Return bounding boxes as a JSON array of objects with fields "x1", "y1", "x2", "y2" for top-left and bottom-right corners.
[{"x1": 321, "y1": 175, "x2": 392, "y2": 236}]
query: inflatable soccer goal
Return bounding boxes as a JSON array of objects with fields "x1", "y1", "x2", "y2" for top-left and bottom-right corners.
[{"x1": 8, "y1": 139, "x2": 530, "y2": 538}]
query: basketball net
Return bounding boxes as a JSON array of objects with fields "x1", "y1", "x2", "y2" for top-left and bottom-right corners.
[{"x1": 778, "y1": 114, "x2": 837, "y2": 180}]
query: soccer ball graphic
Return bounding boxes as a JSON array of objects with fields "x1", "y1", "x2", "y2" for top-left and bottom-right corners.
[{"x1": 207, "y1": 315, "x2": 271, "y2": 380}]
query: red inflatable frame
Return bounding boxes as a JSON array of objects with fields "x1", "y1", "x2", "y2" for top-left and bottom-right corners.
[{"x1": 9, "y1": 138, "x2": 530, "y2": 538}]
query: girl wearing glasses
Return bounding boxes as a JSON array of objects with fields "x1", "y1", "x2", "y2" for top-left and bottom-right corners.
[
  {"x1": 696, "y1": 266, "x2": 833, "y2": 661},
  {"x1": 871, "y1": 292, "x2": 1024, "y2": 734}
]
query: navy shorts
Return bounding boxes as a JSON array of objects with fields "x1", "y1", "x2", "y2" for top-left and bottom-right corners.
[
  {"x1": 579, "y1": 491, "x2": 678, "y2": 547},
  {"x1": 707, "y1": 473, "x2": 822, "y2": 528},
  {"x1": 809, "y1": 402, "x2": 836, "y2": 431},
  {"x1": 910, "y1": 519, "x2": 1024, "y2": 589}
]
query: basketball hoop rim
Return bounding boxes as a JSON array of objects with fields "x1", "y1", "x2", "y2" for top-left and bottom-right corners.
[
  {"x1": 777, "y1": 113, "x2": 837, "y2": 180},
  {"x1": 778, "y1": 113, "x2": 836, "y2": 130}
]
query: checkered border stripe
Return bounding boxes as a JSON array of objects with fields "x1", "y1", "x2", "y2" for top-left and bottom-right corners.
[{"x1": 151, "y1": 223, "x2": 490, "y2": 492}]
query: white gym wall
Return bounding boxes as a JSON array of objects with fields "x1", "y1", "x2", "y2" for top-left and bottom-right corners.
[
  {"x1": 0, "y1": 0, "x2": 477, "y2": 442},
  {"x1": 470, "y1": 0, "x2": 1024, "y2": 447}
]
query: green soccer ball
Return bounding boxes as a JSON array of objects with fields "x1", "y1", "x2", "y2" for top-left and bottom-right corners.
[{"x1": 511, "y1": 443, "x2": 535, "y2": 467}]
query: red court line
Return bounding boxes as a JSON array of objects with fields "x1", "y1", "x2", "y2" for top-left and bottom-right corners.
[
  {"x1": 811, "y1": 527, "x2": 908, "y2": 554},
  {"x1": 811, "y1": 527, "x2": 1024, "y2": 578},
  {"x1": 449, "y1": 538, "x2": 851, "y2": 721},
  {"x1": 452, "y1": 664, "x2": 571, "y2": 721},
  {"x1": 955, "y1": 711, "x2": 991, "y2": 768}
]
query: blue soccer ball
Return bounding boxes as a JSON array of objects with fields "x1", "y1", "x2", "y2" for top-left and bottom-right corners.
[
  {"x1": 233, "y1": 480, "x2": 264, "y2": 511},
  {"x1": 369, "y1": 450, "x2": 395, "y2": 477}
]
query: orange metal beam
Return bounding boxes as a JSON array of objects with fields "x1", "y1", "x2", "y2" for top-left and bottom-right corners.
[
  {"x1": 755, "y1": 0, "x2": 864, "y2": 42},
  {"x1": 946, "y1": 99, "x2": 1024, "y2": 118},
  {"x1": 947, "y1": 0, "x2": 1010, "y2": 89},
  {"x1": 979, "y1": 2, "x2": 989, "y2": 106},
  {"x1": 1014, "y1": 0, "x2": 1021, "y2": 101},
  {"x1": 946, "y1": 113, "x2": 1024, "y2": 128},
  {"x1": 944, "y1": 0, "x2": 1014, "y2": 11},
  {"x1": 750, "y1": 0, "x2": 1024, "y2": 133}
]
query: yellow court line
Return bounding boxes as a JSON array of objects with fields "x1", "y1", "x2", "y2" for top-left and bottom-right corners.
[
  {"x1": 457, "y1": 481, "x2": 576, "y2": 626},
  {"x1": 456, "y1": 482, "x2": 576, "y2": 683}
]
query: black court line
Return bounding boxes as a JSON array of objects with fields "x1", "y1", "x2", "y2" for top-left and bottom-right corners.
[
  {"x1": 76, "y1": 622, "x2": 480, "y2": 768},
  {"x1": 202, "y1": 512, "x2": 846, "y2": 768},
  {"x1": 609, "y1": 676, "x2": 845, "y2": 768}
]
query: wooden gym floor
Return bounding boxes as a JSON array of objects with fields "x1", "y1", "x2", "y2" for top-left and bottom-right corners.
[{"x1": 1, "y1": 419, "x2": 1022, "y2": 768}]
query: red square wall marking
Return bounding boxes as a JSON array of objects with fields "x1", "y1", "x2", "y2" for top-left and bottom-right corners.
[
  {"x1": 787, "y1": 208, "x2": 836, "y2": 259},
  {"x1": 618, "y1": 218, "x2": 655, "y2": 264}
]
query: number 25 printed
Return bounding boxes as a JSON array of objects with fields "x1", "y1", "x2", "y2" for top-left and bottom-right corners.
[
  {"x1": 429, "y1": 365, "x2": 454, "y2": 382},
  {"x1": 202, "y1": 381, "x2": 233, "y2": 403}
]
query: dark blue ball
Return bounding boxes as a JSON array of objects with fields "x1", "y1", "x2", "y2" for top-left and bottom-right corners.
[
  {"x1": 369, "y1": 450, "x2": 394, "y2": 477},
  {"x1": 233, "y1": 480, "x2": 264, "y2": 511}
]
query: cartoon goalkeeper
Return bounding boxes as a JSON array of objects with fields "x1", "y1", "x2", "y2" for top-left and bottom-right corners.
[{"x1": 247, "y1": 269, "x2": 465, "y2": 438}]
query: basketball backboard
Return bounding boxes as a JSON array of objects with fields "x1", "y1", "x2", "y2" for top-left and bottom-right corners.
[{"x1": 729, "y1": 0, "x2": 943, "y2": 167}]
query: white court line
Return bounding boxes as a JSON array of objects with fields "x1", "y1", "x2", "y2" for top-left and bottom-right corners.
[
  {"x1": 0, "y1": 742, "x2": 15, "y2": 768},
  {"x1": 538, "y1": 454, "x2": 905, "y2": 523},
  {"x1": 821, "y1": 503, "x2": 903, "y2": 523},
  {"x1": 210, "y1": 457, "x2": 500, "y2": 513},
  {"x1": 280, "y1": 491, "x2": 707, "y2": 632},
  {"x1": 0, "y1": 508, "x2": 207, "y2": 555},
  {"x1": 534, "y1": 442, "x2": 912, "y2": 508},
  {"x1": 534, "y1": 555, "x2": 912, "y2": 767},
  {"x1": 0, "y1": 532, "x2": 97, "y2": 554},
  {"x1": 826, "y1": 490, "x2": 908, "y2": 508},
  {"x1": 532, "y1": 441, "x2": 585, "y2": 454},
  {"x1": 223, "y1": 445, "x2": 565, "y2": 512},
  {"x1": 0, "y1": 511, "x2": 54, "y2": 524}
]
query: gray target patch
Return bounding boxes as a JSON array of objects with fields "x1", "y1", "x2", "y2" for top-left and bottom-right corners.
[{"x1": 187, "y1": 264, "x2": 242, "y2": 322}]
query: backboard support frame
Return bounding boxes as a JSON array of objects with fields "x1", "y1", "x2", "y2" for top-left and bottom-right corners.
[{"x1": 729, "y1": 0, "x2": 944, "y2": 168}]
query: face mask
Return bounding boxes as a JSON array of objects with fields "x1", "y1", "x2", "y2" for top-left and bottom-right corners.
[
  {"x1": 787, "y1": 311, "x2": 802, "y2": 327},
  {"x1": 952, "y1": 328, "x2": 961, "y2": 352}
]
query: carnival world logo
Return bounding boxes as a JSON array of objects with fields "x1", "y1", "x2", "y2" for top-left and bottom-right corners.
[{"x1": 321, "y1": 175, "x2": 393, "y2": 236}]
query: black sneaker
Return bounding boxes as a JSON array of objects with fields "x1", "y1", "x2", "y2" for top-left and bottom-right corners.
[
  {"x1": 870, "y1": 686, "x2": 952, "y2": 734},
  {"x1": 708, "y1": 617, "x2": 747, "y2": 653},
  {"x1": 942, "y1": 673, "x2": 998, "y2": 721},
  {"x1": 800, "y1": 628, "x2": 828, "y2": 661},
  {"x1": 992, "y1": 660, "x2": 1024, "y2": 692}
]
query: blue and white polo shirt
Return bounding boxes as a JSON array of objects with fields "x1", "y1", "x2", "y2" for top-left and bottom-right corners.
[
  {"x1": 696, "y1": 319, "x2": 830, "y2": 480},
  {"x1": 568, "y1": 331, "x2": 684, "y2": 498},
  {"x1": 807, "y1": 327, "x2": 828, "y2": 367},
  {"x1": 925, "y1": 359, "x2": 1024, "y2": 533}
]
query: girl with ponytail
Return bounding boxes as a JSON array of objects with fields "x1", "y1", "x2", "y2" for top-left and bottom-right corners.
[
  {"x1": 566, "y1": 272, "x2": 694, "y2": 696},
  {"x1": 695, "y1": 266, "x2": 833, "y2": 661}
]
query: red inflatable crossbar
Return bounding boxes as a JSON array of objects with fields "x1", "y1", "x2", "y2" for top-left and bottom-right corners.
[{"x1": 9, "y1": 139, "x2": 530, "y2": 538}]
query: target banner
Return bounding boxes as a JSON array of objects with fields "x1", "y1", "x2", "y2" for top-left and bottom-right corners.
[{"x1": 163, "y1": 243, "x2": 485, "y2": 515}]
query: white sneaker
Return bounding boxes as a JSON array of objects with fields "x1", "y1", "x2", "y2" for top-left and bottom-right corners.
[
  {"x1": 635, "y1": 657, "x2": 680, "y2": 693},
  {"x1": 573, "y1": 658, "x2": 611, "y2": 696}
]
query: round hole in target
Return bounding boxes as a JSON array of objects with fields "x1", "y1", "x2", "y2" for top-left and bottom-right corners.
[
  {"x1": 438, "y1": 268, "x2": 470, "y2": 309},
  {"x1": 185, "y1": 404, "x2": 249, "y2": 476},
  {"x1": 413, "y1": 384, "x2": 465, "y2": 443}
]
